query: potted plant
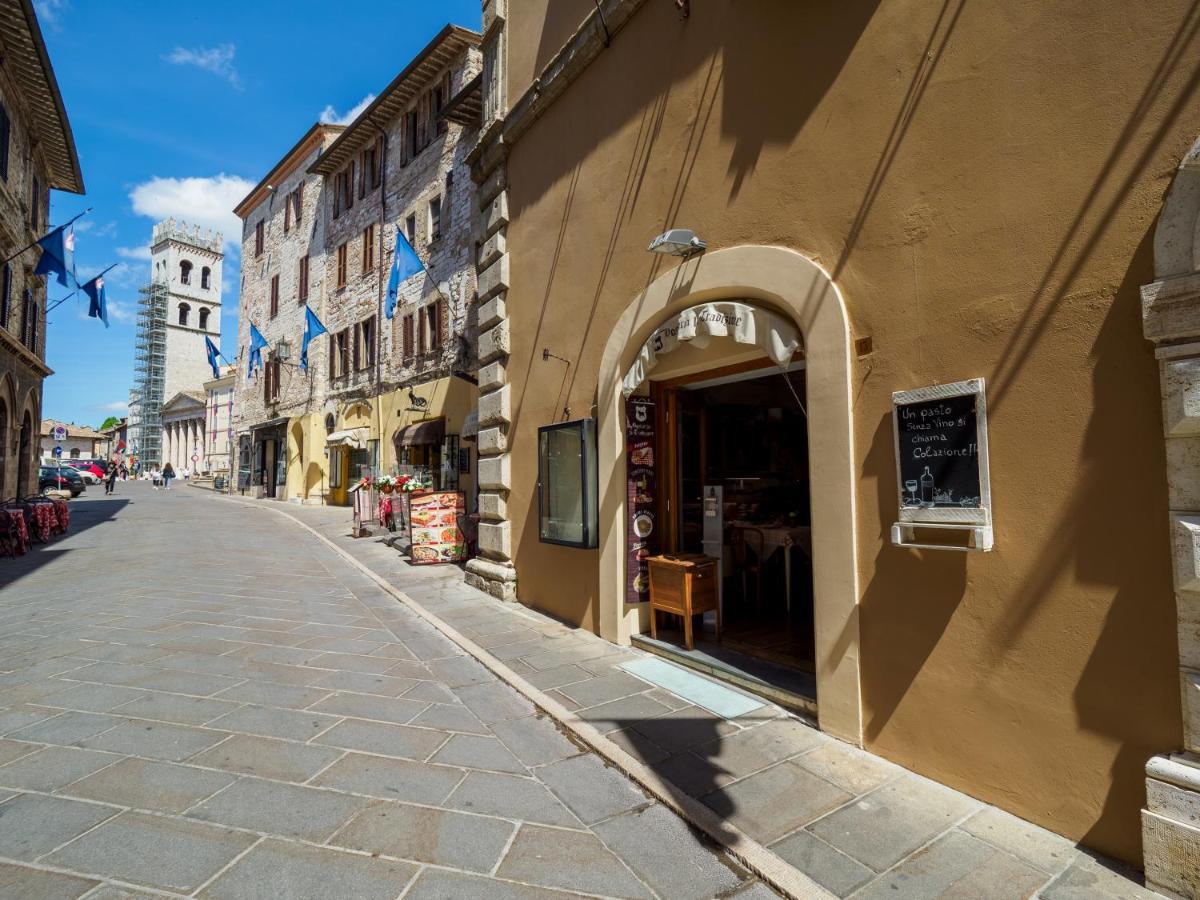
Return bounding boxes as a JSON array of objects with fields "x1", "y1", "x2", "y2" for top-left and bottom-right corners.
[{"x1": 377, "y1": 475, "x2": 395, "y2": 495}]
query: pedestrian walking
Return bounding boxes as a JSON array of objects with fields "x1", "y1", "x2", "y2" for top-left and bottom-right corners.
[
  {"x1": 162, "y1": 462, "x2": 175, "y2": 490},
  {"x1": 151, "y1": 466, "x2": 161, "y2": 490},
  {"x1": 104, "y1": 461, "x2": 118, "y2": 496}
]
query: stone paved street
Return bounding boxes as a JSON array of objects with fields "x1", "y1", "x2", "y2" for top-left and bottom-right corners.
[{"x1": 0, "y1": 484, "x2": 774, "y2": 899}]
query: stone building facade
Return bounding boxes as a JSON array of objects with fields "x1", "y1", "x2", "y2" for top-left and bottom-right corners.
[
  {"x1": 458, "y1": 0, "x2": 1200, "y2": 884},
  {"x1": 233, "y1": 123, "x2": 343, "y2": 500},
  {"x1": 203, "y1": 365, "x2": 234, "y2": 477},
  {"x1": 302, "y1": 25, "x2": 481, "y2": 507},
  {"x1": 151, "y1": 220, "x2": 223, "y2": 403},
  {"x1": 0, "y1": 1, "x2": 83, "y2": 500},
  {"x1": 38, "y1": 419, "x2": 102, "y2": 461}
]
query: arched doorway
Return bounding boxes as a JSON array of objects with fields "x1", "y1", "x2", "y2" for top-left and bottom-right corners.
[
  {"x1": 17, "y1": 410, "x2": 32, "y2": 499},
  {"x1": 597, "y1": 245, "x2": 861, "y2": 742},
  {"x1": 0, "y1": 396, "x2": 8, "y2": 500}
]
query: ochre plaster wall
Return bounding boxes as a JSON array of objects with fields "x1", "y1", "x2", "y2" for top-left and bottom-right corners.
[
  {"x1": 505, "y1": 0, "x2": 594, "y2": 103},
  {"x1": 500, "y1": 0, "x2": 1196, "y2": 863}
]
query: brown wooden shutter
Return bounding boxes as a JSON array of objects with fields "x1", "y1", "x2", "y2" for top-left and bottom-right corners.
[
  {"x1": 404, "y1": 314, "x2": 414, "y2": 359},
  {"x1": 436, "y1": 296, "x2": 447, "y2": 347},
  {"x1": 284, "y1": 199, "x2": 290, "y2": 232},
  {"x1": 295, "y1": 183, "x2": 303, "y2": 224},
  {"x1": 298, "y1": 255, "x2": 308, "y2": 302},
  {"x1": 417, "y1": 306, "x2": 426, "y2": 354},
  {"x1": 328, "y1": 334, "x2": 336, "y2": 380}
]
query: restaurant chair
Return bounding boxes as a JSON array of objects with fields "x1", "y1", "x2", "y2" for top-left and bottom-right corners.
[{"x1": 728, "y1": 526, "x2": 765, "y2": 608}]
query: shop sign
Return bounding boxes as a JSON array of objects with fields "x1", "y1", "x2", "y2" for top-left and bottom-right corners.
[
  {"x1": 625, "y1": 397, "x2": 658, "y2": 603},
  {"x1": 891, "y1": 378, "x2": 993, "y2": 551},
  {"x1": 622, "y1": 301, "x2": 800, "y2": 396},
  {"x1": 409, "y1": 490, "x2": 467, "y2": 564}
]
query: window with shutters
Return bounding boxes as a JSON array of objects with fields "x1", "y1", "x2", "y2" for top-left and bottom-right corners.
[
  {"x1": 298, "y1": 255, "x2": 309, "y2": 302},
  {"x1": 1, "y1": 263, "x2": 11, "y2": 328},
  {"x1": 403, "y1": 313, "x2": 414, "y2": 360},
  {"x1": 0, "y1": 103, "x2": 9, "y2": 181},
  {"x1": 429, "y1": 196, "x2": 442, "y2": 242},
  {"x1": 405, "y1": 110, "x2": 418, "y2": 163},
  {"x1": 284, "y1": 196, "x2": 291, "y2": 233},
  {"x1": 293, "y1": 184, "x2": 303, "y2": 225},
  {"x1": 436, "y1": 71, "x2": 451, "y2": 136},
  {"x1": 269, "y1": 274, "x2": 280, "y2": 318},
  {"x1": 405, "y1": 214, "x2": 416, "y2": 246},
  {"x1": 362, "y1": 316, "x2": 376, "y2": 368},
  {"x1": 27, "y1": 298, "x2": 37, "y2": 354},
  {"x1": 436, "y1": 296, "x2": 447, "y2": 347},
  {"x1": 347, "y1": 161, "x2": 356, "y2": 211},
  {"x1": 22, "y1": 290, "x2": 34, "y2": 349},
  {"x1": 362, "y1": 224, "x2": 375, "y2": 274},
  {"x1": 421, "y1": 303, "x2": 437, "y2": 353},
  {"x1": 336, "y1": 243, "x2": 347, "y2": 288},
  {"x1": 328, "y1": 334, "x2": 336, "y2": 381},
  {"x1": 254, "y1": 221, "x2": 264, "y2": 256},
  {"x1": 352, "y1": 322, "x2": 361, "y2": 371},
  {"x1": 336, "y1": 329, "x2": 350, "y2": 376}
]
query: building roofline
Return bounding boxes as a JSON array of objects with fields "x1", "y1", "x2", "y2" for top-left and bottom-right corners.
[
  {"x1": 233, "y1": 122, "x2": 346, "y2": 220},
  {"x1": 0, "y1": 0, "x2": 84, "y2": 193},
  {"x1": 309, "y1": 24, "x2": 481, "y2": 177}
]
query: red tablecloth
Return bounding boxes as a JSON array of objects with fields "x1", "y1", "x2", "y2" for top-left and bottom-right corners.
[
  {"x1": 0, "y1": 508, "x2": 29, "y2": 556},
  {"x1": 24, "y1": 502, "x2": 55, "y2": 543},
  {"x1": 51, "y1": 498, "x2": 69, "y2": 534}
]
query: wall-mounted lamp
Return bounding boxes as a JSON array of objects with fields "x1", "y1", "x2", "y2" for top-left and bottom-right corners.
[
  {"x1": 274, "y1": 339, "x2": 292, "y2": 362},
  {"x1": 647, "y1": 228, "x2": 707, "y2": 258}
]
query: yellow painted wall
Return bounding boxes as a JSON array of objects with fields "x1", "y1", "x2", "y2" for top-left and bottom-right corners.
[{"x1": 501, "y1": 0, "x2": 1192, "y2": 864}]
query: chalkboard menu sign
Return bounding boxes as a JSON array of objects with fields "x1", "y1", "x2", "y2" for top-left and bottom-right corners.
[{"x1": 892, "y1": 379, "x2": 991, "y2": 531}]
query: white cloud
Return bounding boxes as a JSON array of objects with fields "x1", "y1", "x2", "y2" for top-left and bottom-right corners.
[
  {"x1": 34, "y1": 0, "x2": 68, "y2": 27},
  {"x1": 116, "y1": 245, "x2": 151, "y2": 261},
  {"x1": 129, "y1": 173, "x2": 254, "y2": 253},
  {"x1": 76, "y1": 219, "x2": 117, "y2": 238},
  {"x1": 106, "y1": 300, "x2": 134, "y2": 324},
  {"x1": 99, "y1": 401, "x2": 128, "y2": 413},
  {"x1": 319, "y1": 94, "x2": 376, "y2": 126},
  {"x1": 165, "y1": 44, "x2": 242, "y2": 90}
]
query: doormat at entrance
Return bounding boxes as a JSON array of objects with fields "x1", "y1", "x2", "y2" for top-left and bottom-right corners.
[{"x1": 621, "y1": 657, "x2": 765, "y2": 719}]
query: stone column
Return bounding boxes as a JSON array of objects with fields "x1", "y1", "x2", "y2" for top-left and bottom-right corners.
[
  {"x1": 161, "y1": 423, "x2": 170, "y2": 471},
  {"x1": 1141, "y1": 270, "x2": 1200, "y2": 898},
  {"x1": 463, "y1": 0, "x2": 518, "y2": 602}
]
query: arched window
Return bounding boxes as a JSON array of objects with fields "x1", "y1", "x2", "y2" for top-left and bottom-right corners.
[
  {"x1": 325, "y1": 414, "x2": 335, "y2": 433},
  {"x1": 201, "y1": 267, "x2": 211, "y2": 290},
  {"x1": 180, "y1": 260, "x2": 192, "y2": 285},
  {"x1": 69, "y1": 448, "x2": 80, "y2": 459},
  {"x1": 198, "y1": 308, "x2": 210, "y2": 331},
  {"x1": 178, "y1": 303, "x2": 190, "y2": 326}
]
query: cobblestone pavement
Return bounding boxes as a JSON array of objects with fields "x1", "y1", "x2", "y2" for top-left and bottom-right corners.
[
  {"x1": 256, "y1": 493, "x2": 1163, "y2": 900},
  {"x1": 0, "y1": 483, "x2": 776, "y2": 899}
]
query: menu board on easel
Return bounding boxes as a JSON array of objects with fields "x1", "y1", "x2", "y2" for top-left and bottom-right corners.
[{"x1": 409, "y1": 490, "x2": 467, "y2": 564}]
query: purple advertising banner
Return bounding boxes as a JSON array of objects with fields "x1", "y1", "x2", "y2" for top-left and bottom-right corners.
[{"x1": 625, "y1": 397, "x2": 657, "y2": 604}]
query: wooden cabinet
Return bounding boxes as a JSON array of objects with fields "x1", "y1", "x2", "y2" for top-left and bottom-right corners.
[{"x1": 647, "y1": 554, "x2": 720, "y2": 650}]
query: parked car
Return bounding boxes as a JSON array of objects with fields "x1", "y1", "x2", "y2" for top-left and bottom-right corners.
[
  {"x1": 38, "y1": 465, "x2": 85, "y2": 497},
  {"x1": 64, "y1": 460, "x2": 105, "y2": 483}
]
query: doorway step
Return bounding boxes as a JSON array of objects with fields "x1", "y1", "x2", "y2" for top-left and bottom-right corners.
[{"x1": 631, "y1": 631, "x2": 817, "y2": 717}]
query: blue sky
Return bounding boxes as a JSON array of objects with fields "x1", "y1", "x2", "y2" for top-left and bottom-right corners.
[{"x1": 36, "y1": 0, "x2": 482, "y2": 428}]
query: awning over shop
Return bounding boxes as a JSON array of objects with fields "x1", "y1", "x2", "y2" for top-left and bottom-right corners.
[
  {"x1": 621, "y1": 301, "x2": 801, "y2": 396},
  {"x1": 461, "y1": 409, "x2": 479, "y2": 440},
  {"x1": 326, "y1": 428, "x2": 368, "y2": 449},
  {"x1": 250, "y1": 417, "x2": 289, "y2": 432},
  {"x1": 396, "y1": 418, "x2": 446, "y2": 447}
]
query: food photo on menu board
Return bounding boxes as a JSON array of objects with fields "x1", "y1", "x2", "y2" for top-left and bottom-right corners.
[{"x1": 409, "y1": 491, "x2": 467, "y2": 564}]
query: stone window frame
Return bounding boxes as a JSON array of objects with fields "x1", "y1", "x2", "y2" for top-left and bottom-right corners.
[
  {"x1": 336, "y1": 243, "x2": 348, "y2": 289},
  {"x1": 178, "y1": 303, "x2": 190, "y2": 327},
  {"x1": 180, "y1": 260, "x2": 192, "y2": 285}
]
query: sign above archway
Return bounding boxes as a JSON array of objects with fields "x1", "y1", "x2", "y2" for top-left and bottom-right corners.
[{"x1": 621, "y1": 301, "x2": 801, "y2": 396}]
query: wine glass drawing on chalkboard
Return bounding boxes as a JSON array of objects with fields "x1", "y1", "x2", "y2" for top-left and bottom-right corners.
[{"x1": 904, "y1": 479, "x2": 918, "y2": 506}]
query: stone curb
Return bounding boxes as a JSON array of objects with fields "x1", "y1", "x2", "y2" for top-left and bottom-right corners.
[{"x1": 216, "y1": 492, "x2": 833, "y2": 900}]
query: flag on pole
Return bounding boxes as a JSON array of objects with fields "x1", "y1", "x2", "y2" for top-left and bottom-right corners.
[
  {"x1": 80, "y1": 272, "x2": 109, "y2": 327},
  {"x1": 33, "y1": 225, "x2": 77, "y2": 289},
  {"x1": 299, "y1": 307, "x2": 328, "y2": 372},
  {"x1": 247, "y1": 323, "x2": 269, "y2": 377},
  {"x1": 205, "y1": 336, "x2": 222, "y2": 380},
  {"x1": 385, "y1": 229, "x2": 426, "y2": 320}
]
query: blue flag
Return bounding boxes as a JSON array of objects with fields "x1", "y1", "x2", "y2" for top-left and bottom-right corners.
[
  {"x1": 247, "y1": 323, "x2": 269, "y2": 377},
  {"x1": 81, "y1": 272, "x2": 108, "y2": 328},
  {"x1": 205, "y1": 336, "x2": 222, "y2": 380},
  {"x1": 33, "y1": 225, "x2": 77, "y2": 289},
  {"x1": 300, "y1": 307, "x2": 328, "y2": 372},
  {"x1": 385, "y1": 229, "x2": 425, "y2": 320}
]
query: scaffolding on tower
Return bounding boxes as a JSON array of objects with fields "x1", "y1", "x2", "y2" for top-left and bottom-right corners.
[{"x1": 133, "y1": 280, "x2": 168, "y2": 467}]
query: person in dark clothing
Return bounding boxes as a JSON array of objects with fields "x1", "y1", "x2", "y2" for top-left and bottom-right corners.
[
  {"x1": 162, "y1": 462, "x2": 175, "y2": 490},
  {"x1": 104, "y1": 461, "x2": 118, "y2": 495}
]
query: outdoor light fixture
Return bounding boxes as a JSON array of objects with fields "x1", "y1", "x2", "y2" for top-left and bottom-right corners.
[
  {"x1": 647, "y1": 228, "x2": 707, "y2": 258},
  {"x1": 274, "y1": 340, "x2": 291, "y2": 362}
]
